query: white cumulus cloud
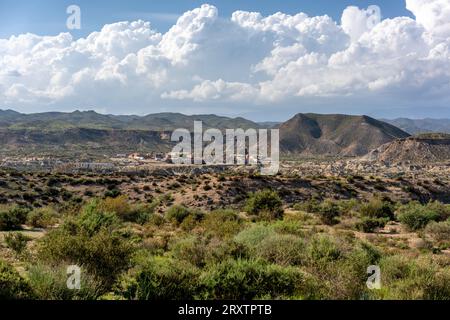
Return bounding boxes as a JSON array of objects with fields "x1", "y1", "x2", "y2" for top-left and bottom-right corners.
[{"x1": 1, "y1": 1, "x2": 450, "y2": 117}]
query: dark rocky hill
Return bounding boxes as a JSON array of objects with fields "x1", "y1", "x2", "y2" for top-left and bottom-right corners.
[{"x1": 279, "y1": 113, "x2": 410, "y2": 156}]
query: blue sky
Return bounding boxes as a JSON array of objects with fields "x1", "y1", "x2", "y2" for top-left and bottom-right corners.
[
  {"x1": 1, "y1": 1, "x2": 449, "y2": 120},
  {"x1": 0, "y1": 0, "x2": 413, "y2": 39}
]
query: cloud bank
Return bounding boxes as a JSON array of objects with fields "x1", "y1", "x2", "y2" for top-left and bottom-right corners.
[{"x1": 1, "y1": 0, "x2": 450, "y2": 117}]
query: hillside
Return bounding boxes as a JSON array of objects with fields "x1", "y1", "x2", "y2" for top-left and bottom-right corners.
[
  {"x1": 0, "y1": 110, "x2": 260, "y2": 131},
  {"x1": 382, "y1": 118, "x2": 450, "y2": 134},
  {"x1": 364, "y1": 133, "x2": 450, "y2": 164},
  {"x1": 0, "y1": 110, "x2": 411, "y2": 158},
  {"x1": 279, "y1": 113, "x2": 410, "y2": 156},
  {"x1": 0, "y1": 128, "x2": 175, "y2": 159}
]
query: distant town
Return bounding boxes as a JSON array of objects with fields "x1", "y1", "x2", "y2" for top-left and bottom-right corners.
[{"x1": 0, "y1": 150, "x2": 265, "y2": 173}]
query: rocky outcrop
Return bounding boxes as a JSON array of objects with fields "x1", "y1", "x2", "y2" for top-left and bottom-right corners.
[{"x1": 364, "y1": 134, "x2": 450, "y2": 164}]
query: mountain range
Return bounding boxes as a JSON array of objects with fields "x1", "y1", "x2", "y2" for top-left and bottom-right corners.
[
  {"x1": 381, "y1": 118, "x2": 450, "y2": 134},
  {"x1": 0, "y1": 109, "x2": 258, "y2": 131},
  {"x1": 2, "y1": 109, "x2": 448, "y2": 159}
]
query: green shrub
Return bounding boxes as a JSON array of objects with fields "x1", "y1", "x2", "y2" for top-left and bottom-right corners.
[
  {"x1": 98, "y1": 195, "x2": 152, "y2": 224},
  {"x1": 293, "y1": 199, "x2": 321, "y2": 213},
  {"x1": 104, "y1": 189, "x2": 121, "y2": 198},
  {"x1": 316, "y1": 200, "x2": 341, "y2": 225},
  {"x1": 360, "y1": 198, "x2": 394, "y2": 220},
  {"x1": 397, "y1": 202, "x2": 440, "y2": 230},
  {"x1": 245, "y1": 190, "x2": 284, "y2": 220},
  {"x1": 98, "y1": 196, "x2": 132, "y2": 219},
  {"x1": 372, "y1": 255, "x2": 450, "y2": 300},
  {"x1": 0, "y1": 206, "x2": 29, "y2": 231},
  {"x1": 325, "y1": 242, "x2": 381, "y2": 299},
  {"x1": 271, "y1": 219, "x2": 305, "y2": 236},
  {"x1": 4, "y1": 232, "x2": 30, "y2": 255},
  {"x1": 28, "y1": 263, "x2": 102, "y2": 300},
  {"x1": 201, "y1": 209, "x2": 242, "y2": 238},
  {"x1": 426, "y1": 201, "x2": 450, "y2": 221},
  {"x1": 306, "y1": 234, "x2": 342, "y2": 265},
  {"x1": 336, "y1": 199, "x2": 360, "y2": 214},
  {"x1": 169, "y1": 236, "x2": 207, "y2": 267},
  {"x1": 166, "y1": 205, "x2": 193, "y2": 225},
  {"x1": 146, "y1": 213, "x2": 165, "y2": 226},
  {"x1": 202, "y1": 239, "x2": 248, "y2": 266},
  {"x1": 199, "y1": 259, "x2": 304, "y2": 299},
  {"x1": 234, "y1": 224, "x2": 274, "y2": 249},
  {"x1": 38, "y1": 224, "x2": 134, "y2": 290},
  {"x1": 356, "y1": 217, "x2": 388, "y2": 233},
  {"x1": 256, "y1": 234, "x2": 305, "y2": 266},
  {"x1": 118, "y1": 256, "x2": 200, "y2": 300},
  {"x1": 0, "y1": 260, "x2": 33, "y2": 299},
  {"x1": 77, "y1": 200, "x2": 120, "y2": 235},
  {"x1": 130, "y1": 204, "x2": 155, "y2": 225},
  {"x1": 27, "y1": 207, "x2": 57, "y2": 228},
  {"x1": 424, "y1": 221, "x2": 450, "y2": 246}
]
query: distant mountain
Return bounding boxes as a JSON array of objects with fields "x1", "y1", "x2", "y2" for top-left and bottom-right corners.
[
  {"x1": 364, "y1": 133, "x2": 450, "y2": 164},
  {"x1": 127, "y1": 113, "x2": 260, "y2": 131},
  {"x1": 0, "y1": 128, "x2": 173, "y2": 159},
  {"x1": 0, "y1": 110, "x2": 411, "y2": 158},
  {"x1": 0, "y1": 110, "x2": 261, "y2": 131},
  {"x1": 279, "y1": 113, "x2": 410, "y2": 156},
  {"x1": 381, "y1": 118, "x2": 450, "y2": 134},
  {"x1": 257, "y1": 121, "x2": 280, "y2": 128},
  {"x1": 0, "y1": 110, "x2": 264, "y2": 158}
]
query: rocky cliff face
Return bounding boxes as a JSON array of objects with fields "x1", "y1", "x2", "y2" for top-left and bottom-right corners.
[{"x1": 364, "y1": 134, "x2": 450, "y2": 164}]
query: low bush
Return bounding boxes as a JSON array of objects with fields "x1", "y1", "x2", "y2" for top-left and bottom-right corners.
[
  {"x1": 256, "y1": 234, "x2": 305, "y2": 266},
  {"x1": 234, "y1": 224, "x2": 274, "y2": 249},
  {"x1": 118, "y1": 256, "x2": 200, "y2": 300},
  {"x1": 316, "y1": 200, "x2": 341, "y2": 225},
  {"x1": 104, "y1": 188, "x2": 121, "y2": 198},
  {"x1": 360, "y1": 198, "x2": 394, "y2": 220},
  {"x1": 4, "y1": 232, "x2": 30, "y2": 255},
  {"x1": 99, "y1": 196, "x2": 131, "y2": 219},
  {"x1": 397, "y1": 202, "x2": 441, "y2": 230},
  {"x1": 372, "y1": 255, "x2": 450, "y2": 300},
  {"x1": 200, "y1": 209, "x2": 242, "y2": 238},
  {"x1": 27, "y1": 263, "x2": 103, "y2": 300},
  {"x1": 199, "y1": 259, "x2": 305, "y2": 299},
  {"x1": 245, "y1": 190, "x2": 284, "y2": 220},
  {"x1": 169, "y1": 236, "x2": 208, "y2": 267},
  {"x1": 37, "y1": 214, "x2": 135, "y2": 289},
  {"x1": 424, "y1": 221, "x2": 450, "y2": 247},
  {"x1": 324, "y1": 242, "x2": 381, "y2": 299},
  {"x1": 130, "y1": 204, "x2": 155, "y2": 225},
  {"x1": 293, "y1": 199, "x2": 321, "y2": 213},
  {"x1": 356, "y1": 217, "x2": 388, "y2": 233},
  {"x1": 77, "y1": 200, "x2": 120, "y2": 235},
  {"x1": 27, "y1": 207, "x2": 57, "y2": 228},
  {"x1": 306, "y1": 234, "x2": 342, "y2": 266},
  {"x1": 426, "y1": 201, "x2": 450, "y2": 221},
  {"x1": 0, "y1": 260, "x2": 33, "y2": 299},
  {"x1": 296, "y1": 199, "x2": 341, "y2": 225},
  {"x1": 271, "y1": 219, "x2": 305, "y2": 236},
  {"x1": 0, "y1": 206, "x2": 29, "y2": 231},
  {"x1": 166, "y1": 205, "x2": 194, "y2": 225},
  {"x1": 202, "y1": 239, "x2": 248, "y2": 266}
]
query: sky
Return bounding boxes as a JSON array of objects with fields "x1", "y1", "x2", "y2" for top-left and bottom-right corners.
[
  {"x1": 0, "y1": 0, "x2": 450, "y2": 120},
  {"x1": 0, "y1": 1, "x2": 414, "y2": 39}
]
